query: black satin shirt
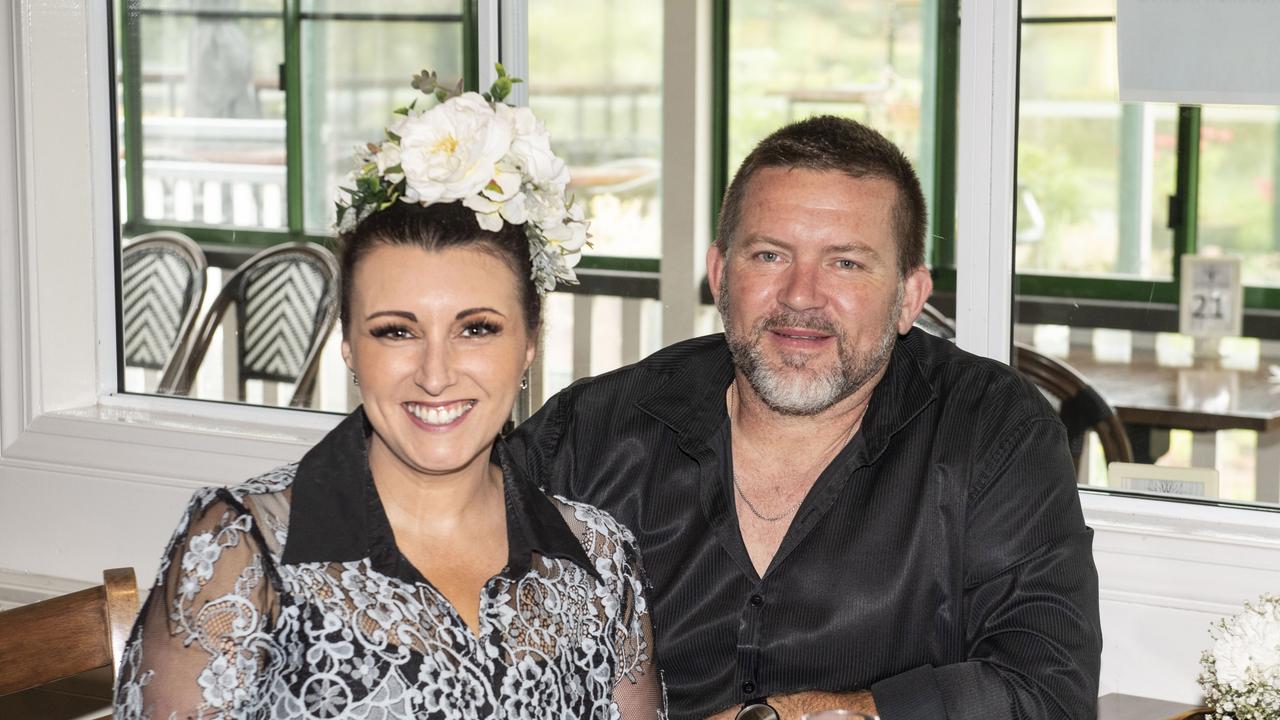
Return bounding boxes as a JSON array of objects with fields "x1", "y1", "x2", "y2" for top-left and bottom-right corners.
[{"x1": 509, "y1": 330, "x2": 1102, "y2": 720}]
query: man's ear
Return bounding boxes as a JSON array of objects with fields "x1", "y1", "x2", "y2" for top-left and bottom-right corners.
[
  {"x1": 896, "y1": 265, "x2": 934, "y2": 335},
  {"x1": 706, "y1": 243, "x2": 726, "y2": 306}
]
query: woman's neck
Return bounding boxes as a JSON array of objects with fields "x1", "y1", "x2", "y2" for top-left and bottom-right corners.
[{"x1": 367, "y1": 438, "x2": 504, "y2": 535}]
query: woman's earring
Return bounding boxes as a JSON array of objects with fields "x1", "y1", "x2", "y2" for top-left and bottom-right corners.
[
  {"x1": 351, "y1": 371, "x2": 359, "y2": 386},
  {"x1": 520, "y1": 375, "x2": 529, "y2": 390}
]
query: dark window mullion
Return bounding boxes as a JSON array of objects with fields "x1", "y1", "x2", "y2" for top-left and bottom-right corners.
[
  {"x1": 1171, "y1": 105, "x2": 1202, "y2": 284},
  {"x1": 120, "y1": 2, "x2": 145, "y2": 233}
]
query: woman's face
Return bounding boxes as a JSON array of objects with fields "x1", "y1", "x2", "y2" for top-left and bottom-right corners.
[{"x1": 342, "y1": 242, "x2": 535, "y2": 481}]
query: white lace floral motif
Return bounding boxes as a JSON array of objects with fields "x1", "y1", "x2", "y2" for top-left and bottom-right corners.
[{"x1": 114, "y1": 465, "x2": 664, "y2": 719}]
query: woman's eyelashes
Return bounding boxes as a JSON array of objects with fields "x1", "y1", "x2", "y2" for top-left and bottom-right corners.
[
  {"x1": 461, "y1": 319, "x2": 502, "y2": 338},
  {"x1": 369, "y1": 323, "x2": 415, "y2": 340}
]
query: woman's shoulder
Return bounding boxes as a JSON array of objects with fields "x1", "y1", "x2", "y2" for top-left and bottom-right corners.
[
  {"x1": 175, "y1": 463, "x2": 300, "y2": 556},
  {"x1": 547, "y1": 495, "x2": 639, "y2": 548}
]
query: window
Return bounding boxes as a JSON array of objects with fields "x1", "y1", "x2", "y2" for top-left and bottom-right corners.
[
  {"x1": 114, "y1": 0, "x2": 471, "y2": 408},
  {"x1": 1014, "y1": 0, "x2": 1280, "y2": 510}
]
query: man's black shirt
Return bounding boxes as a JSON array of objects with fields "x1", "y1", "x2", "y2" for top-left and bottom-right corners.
[{"x1": 508, "y1": 329, "x2": 1102, "y2": 720}]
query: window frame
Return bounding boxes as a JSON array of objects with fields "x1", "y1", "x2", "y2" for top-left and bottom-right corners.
[{"x1": 116, "y1": 1, "x2": 479, "y2": 249}]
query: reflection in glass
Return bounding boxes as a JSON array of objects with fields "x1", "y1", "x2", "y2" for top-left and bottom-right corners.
[{"x1": 528, "y1": 0, "x2": 663, "y2": 259}]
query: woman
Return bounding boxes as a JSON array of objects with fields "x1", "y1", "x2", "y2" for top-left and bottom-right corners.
[{"x1": 114, "y1": 72, "x2": 664, "y2": 719}]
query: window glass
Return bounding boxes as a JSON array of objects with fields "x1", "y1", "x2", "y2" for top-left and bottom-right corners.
[
  {"x1": 1016, "y1": 20, "x2": 1174, "y2": 279},
  {"x1": 527, "y1": 0, "x2": 663, "y2": 259},
  {"x1": 1021, "y1": 0, "x2": 1114, "y2": 15},
  {"x1": 301, "y1": 19, "x2": 464, "y2": 233},
  {"x1": 130, "y1": 3, "x2": 286, "y2": 229},
  {"x1": 727, "y1": 0, "x2": 928, "y2": 175},
  {"x1": 1197, "y1": 106, "x2": 1280, "y2": 287}
]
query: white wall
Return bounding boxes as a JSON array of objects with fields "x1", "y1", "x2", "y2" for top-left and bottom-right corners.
[{"x1": 2, "y1": 0, "x2": 1278, "y2": 706}]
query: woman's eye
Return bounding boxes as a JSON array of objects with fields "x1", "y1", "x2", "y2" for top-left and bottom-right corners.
[
  {"x1": 461, "y1": 321, "x2": 501, "y2": 338},
  {"x1": 370, "y1": 324, "x2": 414, "y2": 340}
]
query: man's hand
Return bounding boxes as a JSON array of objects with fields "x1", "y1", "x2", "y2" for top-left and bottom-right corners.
[{"x1": 706, "y1": 690, "x2": 878, "y2": 719}]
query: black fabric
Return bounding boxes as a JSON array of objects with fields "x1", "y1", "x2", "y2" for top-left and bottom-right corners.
[
  {"x1": 1058, "y1": 387, "x2": 1113, "y2": 460},
  {"x1": 508, "y1": 329, "x2": 1102, "y2": 720},
  {"x1": 281, "y1": 406, "x2": 596, "y2": 583}
]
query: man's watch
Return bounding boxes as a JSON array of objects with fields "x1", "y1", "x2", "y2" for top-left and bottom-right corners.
[{"x1": 735, "y1": 699, "x2": 779, "y2": 720}]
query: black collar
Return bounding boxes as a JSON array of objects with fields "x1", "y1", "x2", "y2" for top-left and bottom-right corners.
[
  {"x1": 281, "y1": 407, "x2": 598, "y2": 583},
  {"x1": 635, "y1": 329, "x2": 938, "y2": 465}
]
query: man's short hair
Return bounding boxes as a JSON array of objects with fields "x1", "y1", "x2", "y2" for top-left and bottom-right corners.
[{"x1": 715, "y1": 115, "x2": 928, "y2": 276}]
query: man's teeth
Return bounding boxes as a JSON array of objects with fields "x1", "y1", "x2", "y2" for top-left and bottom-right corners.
[{"x1": 407, "y1": 401, "x2": 474, "y2": 426}]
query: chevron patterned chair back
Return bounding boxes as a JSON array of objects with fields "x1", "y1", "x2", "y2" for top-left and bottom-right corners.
[
  {"x1": 165, "y1": 242, "x2": 339, "y2": 407},
  {"x1": 121, "y1": 232, "x2": 208, "y2": 391}
]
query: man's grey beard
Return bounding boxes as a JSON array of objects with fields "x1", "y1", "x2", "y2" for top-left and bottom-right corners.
[{"x1": 718, "y1": 275, "x2": 902, "y2": 416}]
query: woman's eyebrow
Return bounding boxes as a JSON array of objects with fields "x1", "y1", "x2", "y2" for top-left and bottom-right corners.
[
  {"x1": 365, "y1": 310, "x2": 417, "y2": 322},
  {"x1": 456, "y1": 307, "x2": 507, "y2": 320}
]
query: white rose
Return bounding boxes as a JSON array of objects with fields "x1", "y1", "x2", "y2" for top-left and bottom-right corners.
[
  {"x1": 1213, "y1": 603, "x2": 1280, "y2": 689},
  {"x1": 375, "y1": 141, "x2": 401, "y2": 174},
  {"x1": 498, "y1": 104, "x2": 570, "y2": 189},
  {"x1": 396, "y1": 93, "x2": 513, "y2": 205}
]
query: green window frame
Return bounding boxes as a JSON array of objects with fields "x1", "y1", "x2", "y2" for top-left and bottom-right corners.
[
  {"x1": 1014, "y1": 10, "x2": 1280, "y2": 313},
  {"x1": 115, "y1": 1, "x2": 479, "y2": 251}
]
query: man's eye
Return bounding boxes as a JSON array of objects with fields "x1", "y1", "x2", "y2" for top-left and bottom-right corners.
[
  {"x1": 757, "y1": 251, "x2": 780, "y2": 263},
  {"x1": 836, "y1": 259, "x2": 859, "y2": 270}
]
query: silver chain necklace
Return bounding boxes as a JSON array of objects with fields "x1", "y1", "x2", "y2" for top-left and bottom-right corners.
[{"x1": 727, "y1": 382, "x2": 867, "y2": 523}]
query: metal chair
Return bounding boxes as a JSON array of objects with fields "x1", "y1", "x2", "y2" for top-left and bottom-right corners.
[
  {"x1": 0, "y1": 568, "x2": 138, "y2": 698},
  {"x1": 165, "y1": 242, "x2": 339, "y2": 407},
  {"x1": 914, "y1": 302, "x2": 957, "y2": 340},
  {"x1": 1013, "y1": 341, "x2": 1134, "y2": 470},
  {"x1": 120, "y1": 232, "x2": 208, "y2": 392}
]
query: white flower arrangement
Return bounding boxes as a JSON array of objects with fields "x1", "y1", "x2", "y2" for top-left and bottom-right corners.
[
  {"x1": 336, "y1": 65, "x2": 588, "y2": 295},
  {"x1": 1198, "y1": 594, "x2": 1280, "y2": 719}
]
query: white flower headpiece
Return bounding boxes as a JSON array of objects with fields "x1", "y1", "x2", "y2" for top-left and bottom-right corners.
[{"x1": 336, "y1": 66, "x2": 589, "y2": 295}]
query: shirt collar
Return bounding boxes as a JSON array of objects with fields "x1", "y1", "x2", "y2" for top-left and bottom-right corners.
[
  {"x1": 281, "y1": 406, "x2": 597, "y2": 582},
  {"x1": 634, "y1": 330, "x2": 938, "y2": 463}
]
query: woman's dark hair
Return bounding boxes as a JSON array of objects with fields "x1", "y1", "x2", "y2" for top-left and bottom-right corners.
[{"x1": 337, "y1": 200, "x2": 541, "y2": 335}]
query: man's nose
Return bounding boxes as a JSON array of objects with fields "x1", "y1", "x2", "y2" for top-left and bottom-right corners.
[
  {"x1": 414, "y1": 339, "x2": 457, "y2": 395},
  {"x1": 779, "y1": 261, "x2": 827, "y2": 311}
]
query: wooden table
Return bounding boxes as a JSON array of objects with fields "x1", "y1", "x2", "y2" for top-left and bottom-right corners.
[
  {"x1": 1096, "y1": 693, "x2": 1205, "y2": 719},
  {"x1": 1063, "y1": 348, "x2": 1280, "y2": 502}
]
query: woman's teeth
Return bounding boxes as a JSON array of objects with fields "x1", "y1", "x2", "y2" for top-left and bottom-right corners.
[{"x1": 407, "y1": 401, "x2": 474, "y2": 426}]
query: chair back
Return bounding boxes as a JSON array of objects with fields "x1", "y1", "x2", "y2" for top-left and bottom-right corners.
[
  {"x1": 914, "y1": 302, "x2": 956, "y2": 340},
  {"x1": 0, "y1": 567, "x2": 138, "y2": 697},
  {"x1": 121, "y1": 232, "x2": 207, "y2": 390},
  {"x1": 1013, "y1": 341, "x2": 1134, "y2": 469},
  {"x1": 167, "y1": 242, "x2": 339, "y2": 407}
]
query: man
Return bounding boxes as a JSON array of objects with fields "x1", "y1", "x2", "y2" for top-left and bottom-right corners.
[{"x1": 509, "y1": 116, "x2": 1101, "y2": 719}]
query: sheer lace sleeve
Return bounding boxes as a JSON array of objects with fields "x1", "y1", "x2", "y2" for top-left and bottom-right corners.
[
  {"x1": 114, "y1": 489, "x2": 282, "y2": 720},
  {"x1": 607, "y1": 525, "x2": 666, "y2": 719}
]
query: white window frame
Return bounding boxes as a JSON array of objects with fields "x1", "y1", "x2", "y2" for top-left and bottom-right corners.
[{"x1": 1, "y1": 0, "x2": 1276, "y2": 572}]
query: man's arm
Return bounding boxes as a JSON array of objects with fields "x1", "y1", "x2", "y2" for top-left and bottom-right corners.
[
  {"x1": 706, "y1": 691, "x2": 878, "y2": 719},
  {"x1": 869, "y1": 415, "x2": 1102, "y2": 720}
]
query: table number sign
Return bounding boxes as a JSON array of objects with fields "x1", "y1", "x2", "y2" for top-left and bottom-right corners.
[
  {"x1": 1180, "y1": 255, "x2": 1242, "y2": 338},
  {"x1": 1107, "y1": 462, "x2": 1220, "y2": 499}
]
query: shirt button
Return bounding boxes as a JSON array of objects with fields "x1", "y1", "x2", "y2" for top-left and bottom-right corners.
[
  {"x1": 742, "y1": 681, "x2": 756, "y2": 695},
  {"x1": 750, "y1": 594, "x2": 764, "y2": 607}
]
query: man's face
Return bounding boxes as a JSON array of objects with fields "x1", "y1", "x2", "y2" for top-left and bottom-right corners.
[{"x1": 708, "y1": 167, "x2": 930, "y2": 416}]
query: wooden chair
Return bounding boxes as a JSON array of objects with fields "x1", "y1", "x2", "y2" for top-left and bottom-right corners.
[
  {"x1": 0, "y1": 567, "x2": 138, "y2": 698},
  {"x1": 1013, "y1": 341, "x2": 1135, "y2": 470},
  {"x1": 121, "y1": 232, "x2": 208, "y2": 393},
  {"x1": 911, "y1": 303, "x2": 1132, "y2": 469},
  {"x1": 164, "y1": 242, "x2": 339, "y2": 407}
]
